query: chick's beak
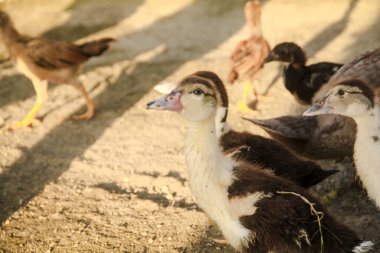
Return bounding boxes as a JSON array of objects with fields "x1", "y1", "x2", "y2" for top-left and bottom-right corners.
[
  {"x1": 303, "y1": 95, "x2": 333, "y2": 116},
  {"x1": 146, "y1": 90, "x2": 183, "y2": 112},
  {"x1": 264, "y1": 53, "x2": 275, "y2": 63}
]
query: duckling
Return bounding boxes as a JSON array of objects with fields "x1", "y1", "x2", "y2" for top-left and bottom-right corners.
[
  {"x1": 304, "y1": 79, "x2": 380, "y2": 209},
  {"x1": 245, "y1": 46, "x2": 380, "y2": 160},
  {"x1": 147, "y1": 71, "x2": 373, "y2": 253},
  {"x1": 153, "y1": 81, "x2": 337, "y2": 188},
  {"x1": 228, "y1": 0, "x2": 270, "y2": 113},
  {"x1": 264, "y1": 42, "x2": 343, "y2": 105},
  {"x1": 0, "y1": 10, "x2": 115, "y2": 128}
]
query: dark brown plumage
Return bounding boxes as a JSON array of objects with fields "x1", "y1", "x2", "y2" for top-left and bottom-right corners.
[
  {"x1": 0, "y1": 10, "x2": 115, "y2": 128},
  {"x1": 228, "y1": 0, "x2": 270, "y2": 112},
  {"x1": 220, "y1": 129, "x2": 338, "y2": 187},
  {"x1": 229, "y1": 165, "x2": 371, "y2": 253}
]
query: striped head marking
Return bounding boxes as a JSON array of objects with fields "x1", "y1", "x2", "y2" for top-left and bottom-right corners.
[
  {"x1": 147, "y1": 71, "x2": 229, "y2": 124},
  {"x1": 304, "y1": 79, "x2": 375, "y2": 118},
  {"x1": 177, "y1": 71, "x2": 229, "y2": 123}
]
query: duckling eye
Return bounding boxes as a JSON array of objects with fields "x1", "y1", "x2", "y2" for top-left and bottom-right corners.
[
  {"x1": 336, "y1": 89, "x2": 345, "y2": 96},
  {"x1": 192, "y1": 88, "x2": 204, "y2": 96}
]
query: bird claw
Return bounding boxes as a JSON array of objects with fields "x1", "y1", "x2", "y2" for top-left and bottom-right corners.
[
  {"x1": 72, "y1": 110, "x2": 94, "y2": 121},
  {"x1": 9, "y1": 118, "x2": 41, "y2": 129}
]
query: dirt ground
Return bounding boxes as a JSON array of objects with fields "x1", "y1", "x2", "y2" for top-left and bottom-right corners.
[{"x1": 0, "y1": 0, "x2": 380, "y2": 252}]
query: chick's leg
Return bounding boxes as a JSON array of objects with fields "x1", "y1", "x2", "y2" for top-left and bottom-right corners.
[
  {"x1": 71, "y1": 80, "x2": 95, "y2": 121},
  {"x1": 237, "y1": 80, "x2": 258, "y2": 114},
  {"x1": 11, "y1": 79, "x2": 48, "y2": 129}
]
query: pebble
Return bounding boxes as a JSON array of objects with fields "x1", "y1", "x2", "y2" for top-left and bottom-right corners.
[{"x1": 161, "y1": 186, "x2": 170, "y2": 194}]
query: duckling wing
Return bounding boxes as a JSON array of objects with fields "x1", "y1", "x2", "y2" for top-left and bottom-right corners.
[
  {"x1": 244, "y1": 115, "x2": 355, "y2": 160},
  {"x1": 306, "y1": 62, "x2": 343, "y2": 90},
  {"x1": 221, "y1": 130, "x2": 337, "y2": 188},
  {"x1": 313, "y1": 114, "x2": 356, "y2": 156},
  {"x1": 243, "y1": 115, "x2": 315, "y2": 140},
  {"x1": 24, "y1": 39, "x2": 89, "y2": 70}
]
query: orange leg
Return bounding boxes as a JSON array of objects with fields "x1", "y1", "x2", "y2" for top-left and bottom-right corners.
[{"x1": 71, "y1": 80, "x2": 95, "y2": 121}]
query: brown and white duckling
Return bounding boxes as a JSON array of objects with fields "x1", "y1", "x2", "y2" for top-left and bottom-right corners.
[
  {"x1": 153, "y1": 77, "x2": 337, "y2": 188},
  {"x1": 264, "y1": 42, "x2": 343, "y2": 105},
  {"x1": 147, "y1": 71, "x2": 373, "y2": 253},
  {"x1": 304, "y1": 79, "x2": 380, "y2": 209}
]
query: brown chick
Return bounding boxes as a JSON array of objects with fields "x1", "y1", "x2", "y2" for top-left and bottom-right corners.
[
  {"x1": 0, "y1": 10, "x2": 115, "y2": 129},
  {"x1": 228, "y1": 0, "x2": 270, "y2": 113}
]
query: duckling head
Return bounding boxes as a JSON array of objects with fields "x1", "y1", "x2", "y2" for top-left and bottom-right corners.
[
  {"x1": 264, "y1": 42, "x2": 306, "y2": 65},
  {"x1": 147, "y1": 71, "x2": 229, "y2": 123},
  {"x1": 304, "y1": 79, "x2": 375, "y2": 118}
]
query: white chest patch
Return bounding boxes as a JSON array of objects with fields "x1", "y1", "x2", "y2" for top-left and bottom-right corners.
[
  {"x1": 184, "y1": 130, "x2": 253, "y2": 250},
  {"x1": 354, "y1": 114, "x2": 380, "y2": 209}
]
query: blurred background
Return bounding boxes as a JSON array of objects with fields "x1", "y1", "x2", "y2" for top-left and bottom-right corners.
[{"x1": 0, "y1": 0, "x2": 379, "y2": 252}]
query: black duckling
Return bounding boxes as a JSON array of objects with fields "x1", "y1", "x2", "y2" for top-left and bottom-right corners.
[
  {"x1": 264, "y1": 42, "x2": 343, "y2": 105},
  {"x1": 305, "y1": 79, "x2": 380, "y2": 209},
  {"x1": 147, "y1": 71, "x2": 373, "y2": 253}
]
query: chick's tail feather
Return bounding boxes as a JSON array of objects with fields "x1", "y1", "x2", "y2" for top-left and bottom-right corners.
[{"x1": 78, "y1": 38, "x2": 116, "y2": 57}]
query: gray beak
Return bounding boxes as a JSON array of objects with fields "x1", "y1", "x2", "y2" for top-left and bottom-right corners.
[
  {"x1": 303, "y1": 95, "x2": 333, "y2": 116},
  {"x1": 146, "y1": 90, "x2": 183, "y2": 112}
]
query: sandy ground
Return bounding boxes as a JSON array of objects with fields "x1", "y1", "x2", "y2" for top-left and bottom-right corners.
[{"x1": 0, "y1": 0, "x2": 380, "y2": 252}]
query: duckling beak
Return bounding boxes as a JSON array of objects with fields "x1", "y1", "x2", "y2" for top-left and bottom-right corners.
[
  {"x1": 146, "y1": 90, "x2": 183, "y2": 112},
  {"x1": 303, "y1": 95, "x2": 333, "y2": 116},
  {"x1": 264, "y1": 53, "x2": 275, "y2": 63}
]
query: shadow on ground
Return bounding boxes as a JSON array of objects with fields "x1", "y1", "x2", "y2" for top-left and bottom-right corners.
[{"x1": 0, "y1": 0, "x2": 246, "y2": 224}]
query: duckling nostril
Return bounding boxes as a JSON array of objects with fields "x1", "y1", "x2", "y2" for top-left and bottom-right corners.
[{"x1": 146, "y1": 101, "x2": 155, "y2": 108}]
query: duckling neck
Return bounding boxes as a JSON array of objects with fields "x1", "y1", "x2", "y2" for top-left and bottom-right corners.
[
  {"x1": 184, "y1": 117, "x2": 234, "y2": 193},
  {"x1": 1, "y1": 23, "x2": 22, "y2": 51},
  {"x1": 352, "y1": 108, "x2": 380, "y2": 208},
  {"x1": 184, "y1": 118, "x2": 249, "y2": 249},
  {"x1": 288, "y1": 49, "x2": 307, "y2": 67}
]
